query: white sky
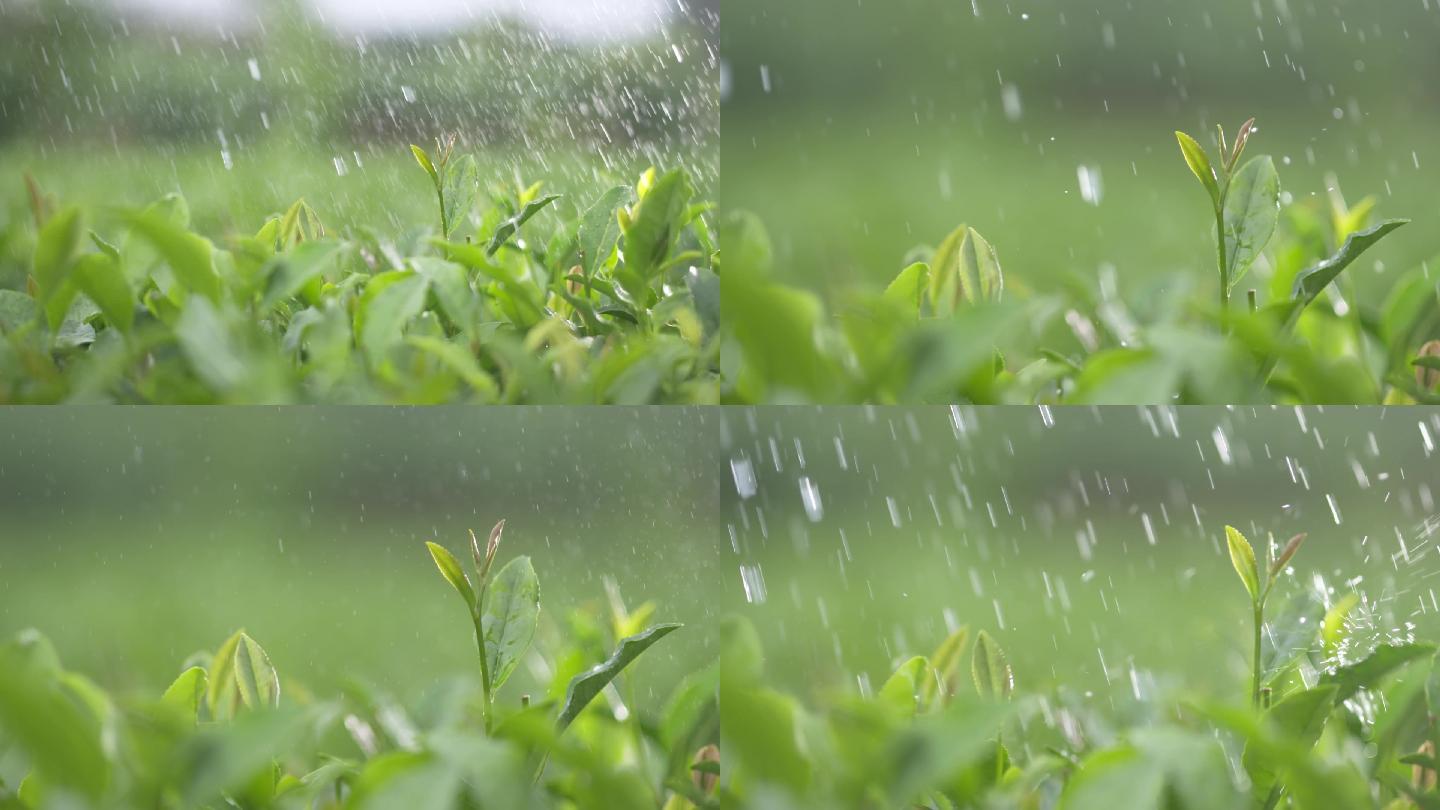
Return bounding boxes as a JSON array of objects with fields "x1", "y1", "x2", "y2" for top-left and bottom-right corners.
[{"x1": 101, "y1": 0, "x2": 673, "y2": 40}]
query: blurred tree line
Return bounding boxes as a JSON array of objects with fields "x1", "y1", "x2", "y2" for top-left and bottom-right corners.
[
  {"x1": 0, "y1": 0, "x2": 717, "y2": 149},
  {"x1": 723, "y1": 0, "x2": 1440, "y2": 117}
]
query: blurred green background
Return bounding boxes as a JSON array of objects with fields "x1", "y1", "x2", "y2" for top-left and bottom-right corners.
[
  {"x1": 723, "y1": 0, "x2": 1440, "y2": 304},
  {"x1": 724, "y1": 406, "x2": 1440, "y2": 705},
  {"x1": 0, "y1": 406, "x2": 718, "y2": 707},
  {"x1": 0, "y1": 0, "x2": 717, "y2": 257}
]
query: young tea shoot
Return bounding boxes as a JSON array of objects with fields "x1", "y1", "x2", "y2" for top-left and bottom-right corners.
[
  {"x1": 720, "y1": 520, "x2": 1439, "y2": 809},
  {"x1": 724, "y1": 121, "x2": 1419, "y2": 405}
]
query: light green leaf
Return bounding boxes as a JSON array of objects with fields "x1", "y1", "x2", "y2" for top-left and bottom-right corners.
[
  {"x1": 1175, "y1": 131, "x2": 1220, "y2": 207},
  {"x1": 1321, "y1": 593, "x2": 1359, "y2": 657},
  {"x1": 919, "y1": 625, "x2": 970, "y2": 709},
  {"x1": 174, "y1": 295, "x2": 248, "y2": 392},
  {"x1": 358, "y1": 272, "x2": 429, "y2": 363},
  {"x1": 879, "y1": 656, "x2": 930, "y2": 716},
  {"x1": 262, "y1": 240, "x2": 341, "y2": 309},
  {"x1": 441, "y1": 154, "x2": 478, "y2": 239},
  {"x1": 558, "y1": 623, "x2": 681, "y2": 732},
  {"x1": 161, "y1": 666, "x2": 209, "y2": 721},
  {"x1": 883, "y1": 262, "x2": 929, "y2": 317},
  {"x1": 425, "y1": 541, "x2": 475, "y2": 612},
  {"x1": 73, "y1": 253, "x2": 134, "y2": 334},
  {"x1": 971, "y1": 630, "x2": 1013, "y2": 700},
  {"x1": 406, "y1": 336, "x2": 498, "y2": 398},
  {"x1": 577, "y1": 185, "x2": 630, "y2": 278},
  {"x1": 1224, "y1": 525, "x2": 1260, "y2": 603},
  {"x1": 620, "y1": 169, "x2": 692, "y2": 282},
  {"x1": 481, "y1": 556, "x2": 540, "y2": 692},
  {"x1": 410, "y1": 145, "x2": 439, "y2": 189},
  {"x1": 123, "y1": 211, "x2": 222, "y2": 304},
  {"x1": 31, "y1": 207, "x2": 83, "y2": 330},
  {"x1": 233, "y1": 633, "x2": 280, "y2": 710},
  {"x1": 928, "y1": 226, "x2": 1002, "y2": 316},
  {"x1": 1221, "y1": 156, "x2": 1280, "y2": 291},
  {"x1": 206, "y1": 630, "x2": 244, "y2": 718}
]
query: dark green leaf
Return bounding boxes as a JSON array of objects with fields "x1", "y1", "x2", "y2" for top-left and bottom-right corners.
[
  {"x1": 1221, "y1": 156, "x2": 1280, "y2": 291},
  {"x1": 558, "y1": 622, "x2": 681, "y2": 732},
  {"x1": 1291, "y1": 219, "x2": 1409, "y2": 307},
  {"x1": 486, "y1": 195, "x2": 561, "y2": 256},
  {"x1": 481, "y1": 556, "x2": 540, "y2": 692}
]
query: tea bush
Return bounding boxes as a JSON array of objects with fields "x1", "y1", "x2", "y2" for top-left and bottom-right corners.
[
  {"x1": 722, "y1": 122, "x2": 1436, "y2": 405},
  {"x1": 0, "y1": 142, "x2": 718, "y2": 403},
  {"x1": 0, "y1": 524, "x2": 718, "y2": 809},
  {"x1": 720, "y1": 525, "x2": 1439, "y2": 809}
]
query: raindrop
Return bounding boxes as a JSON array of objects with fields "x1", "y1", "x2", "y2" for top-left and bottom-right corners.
[
  {"x1": 798, "y1": 476, "x2": 824, "y2": 521},
  {"x1": 731, "y1": 457, "x2": 757, "y2": 499},
  {"x1": 1000, "y1": 84, "x2": 1023, "y2": 121},
  {"x1": 1076, "y1": 165, "x2": 1103, "y2": 206}
]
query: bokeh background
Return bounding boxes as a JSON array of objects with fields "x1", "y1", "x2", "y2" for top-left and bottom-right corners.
[
  {"x1": 725, "y1": 406, "x2": 1440, "y2": 704},
  {"x1": 0, "y1": 406, "x2": 719, "y2": 705},
  {"x1": 0, "y1": 0, "x2": 716, "y2": 244},
  {"x1": 723, "y1": 1, "x2": 1440, "y2": 305}
]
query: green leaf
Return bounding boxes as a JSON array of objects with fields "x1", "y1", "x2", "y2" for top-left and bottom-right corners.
[
  {"x1": 207, "y1": 630, "x2": 244, "y2": 718},
  {"x1": 879, "y1": 656, "x2": 930, "y2": 715},
  {"x1": 405, "y1": 336, "x2": 498, "y2": 398},
  {"x1": 577, "y1": 185, "x2": 630, "y2": 278},
  {"x1": 719, "y1": 681, "x2": 810, "y2": 793},
  {"x1": 161, "y1": 666, "x2": 209, "y2": 720},
  {"x1": 1224, "y1": 525, "x2": 1260, "y2": 603},
  {"x1": 174, "y1": 296, "x2": 249, "y2": 392},
  {"x1": 123, "y1": 210, "x2": 222, "y2": 304},
  {"x1": 486, "y1": 194, "x2": 561, "y2": 256},
  {"x1": 261, "y1": 240, "x2": 341, "y2": 309},
  {"x1": 620, "y1": 169, "x2": 693, "y2": 282},
  {"x1": 1242, "y1": 685, "x2": 1338, "y2": 797},
  {"x1": 919, "y1": 625, "x2": 970, "y2": 709},
  {"x1": 1291, "y1": 219, "x2": 1410, "y2": 307},
  {"x1": 557, "y1": 622, "x2": 681, "y2": 732},
  {"x1": 1175, "y1": 131, "x2": 1220, "y2": 208},
  {"x1": 358, "y1": 273, "x2": 429, "y2": 363},
  {"x1": 888, "y1": 699, "x2": 1014, "y2": 805},
  {"x1": 410, "y1": 145, "x2": 439, "y2": 189},
  {"x1": 971, "y1": 630, "x2": 1013, "y2": 700},
  {"x1": 0, "y1": 632, "x2": 107, "y2": 801},
  {"x1": 1319, "y1": 643, "x2": 1436, "y2": 702},
  {"x1": 73, "y1": 252, "x2": 134, "y2": 334},
  {"x1": 0, "y1": 290, "x2": 38, "y2": 334},
  {"x1": 1221, "y1": 155, "x2": 1280, "y2": 291},
  {"x1": 441, "y1": 154, "x2": 478, "y2": 239},
  {"x1": 928, "y1": 226, "x2": 1002, "y2": 316},
  {"x1": 1060, "y1": 745, "x2": 1166, "y2": 810},
  {"x1": 1321, "y1": 593, "x2": 1359, "y2": 657},
  {"x1": 883, "y1": 262, "x2": 929, "y2": 317},
  {"x1": 481, "y1": 556, "x2": 540, "y2": 692},
  {"x1": 31, "y1": 207, "x2": 83, "y2": 330},
  {"x1": 233, "y1": 633, "x2": 280, "y2": 710},
  {"x1": 426, "y1": 541, "x2": 476, "y2": 612}
]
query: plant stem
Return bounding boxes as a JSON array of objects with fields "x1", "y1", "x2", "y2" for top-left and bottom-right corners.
[
  {"x1": 1251, "y1": 602, "x2": 1263, "y2": 709},
  {"x1": 471, "y1": 610, "x2": 492, "y2": 734},
  {"x1": 1216, "y1": 204, "x2": 1230, "y2": 311}
]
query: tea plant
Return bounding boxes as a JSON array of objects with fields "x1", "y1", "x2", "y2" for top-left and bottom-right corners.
[
  {"x1": 720, "y1": 524, "x2": 1439, "y2": 809},
  {"x1": 723, "y1": 121, "x2": 1433, "y2": 405},
  {"x1": 0, "y1": 143, "x2": 718, "y2": 403},
  {"x1": 0, "y1": 523, "x2": 718, "y2": 809}
]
